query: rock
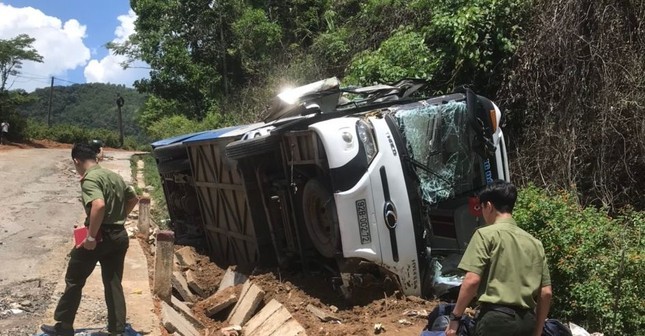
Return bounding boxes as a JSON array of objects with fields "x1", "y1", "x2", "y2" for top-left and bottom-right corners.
[
  {"x1": 374, "y1": 323, "x2": 385, "y2": 334},
  {"x1": 329, "y1": 305, "x2": 339, "y2": 313},
  {"x1": 306, "y1": 304, "x2": 340, "y2": 322},
  {"x1": 220, "y1": 325, "x2": 242, "y2": 336},
  {"x1": 403, "y1": 309, "x2": 429, "y2": 318},
  {"x1": 19, "y1": 300, "x2": 31, "y2": 307},
  {"x1": 398, "y1": 319, "x2": 413, "y2": 326}
]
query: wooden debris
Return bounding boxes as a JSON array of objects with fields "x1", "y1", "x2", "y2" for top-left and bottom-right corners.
[
  {"x1": 161, "y1": 301, "x2": 201, "y2": 336},
  {"x1": 228, "y1": 281, "x2": 265, "y2": 326},
  {"x1": 305, "y1": 304, "x2": 341, "y2": 322},
  {"x1": 185, "y1": 269, "x2": 206, "y2": 297},
  {"x1": 171, "y1": 295, "x2": 204, "y2": 329},
  {"x1": 244, "y1": 299, "x2": 307, "y2": 336},
  {"x1": 203, "y1": 286, "x2": 239, "y2": 317},
  {"x1": 175, "y1": 246, "x2": 198, "y2": 268},
  {"x1": 172, "y1": 271, "x2": 197, "y2": 302},
  {"x1": 217, "y1": 267, "x2": 247, "y2": 293}
]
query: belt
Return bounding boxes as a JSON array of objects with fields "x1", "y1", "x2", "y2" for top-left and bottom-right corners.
[
  {"x1": 480, "y1": 303, "x2": 532, "y2": 316},
  {"x1": 100, "y1": 224, "x2": 125, "y2": 231}
]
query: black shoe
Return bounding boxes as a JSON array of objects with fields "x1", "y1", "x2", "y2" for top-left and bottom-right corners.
[{"x1": 40, "y1": 323, "x2": 74, "y2": 336}]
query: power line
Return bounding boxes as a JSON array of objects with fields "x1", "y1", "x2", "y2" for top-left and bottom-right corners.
[
  {"x1": 53, "y1": 77, "x2": 82, "y2": 85},
  {"x1": 14, "y1": 71, "x2": 51, "y2": 80},
  {"x1": 12, "y1": 75, "x2": 52, "y2": 84}
]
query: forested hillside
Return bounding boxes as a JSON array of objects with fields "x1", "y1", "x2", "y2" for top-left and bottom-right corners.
[
  {"x1": 113, "y1": 0, "x2": 645, "y2": 210},
  {"x1": 16, "y1": 83, "x2": 147, "y2": 138},
  {"x1": 103, "y1": 1, "x2": 644, "y2": 333}
]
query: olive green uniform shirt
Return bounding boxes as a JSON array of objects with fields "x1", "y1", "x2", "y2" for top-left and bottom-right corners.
[
  {"x1": 458, "y1": 217, "x2": 551, "y2": 309},
  {"x1": 82, "y1": 165, "x2": 137, "y2": 226}
]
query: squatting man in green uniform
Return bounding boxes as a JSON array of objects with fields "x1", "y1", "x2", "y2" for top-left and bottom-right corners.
[
  {"x1": 445, "y1": 181, "x2": 552, "y2": 336},
  {"x1": 41, "y1": 143, "x2": 139, "y2": 336}
]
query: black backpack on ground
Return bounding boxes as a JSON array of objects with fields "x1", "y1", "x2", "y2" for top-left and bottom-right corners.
[{"x1": 542, "y1": 319, "x2": 572, "y2": 336}]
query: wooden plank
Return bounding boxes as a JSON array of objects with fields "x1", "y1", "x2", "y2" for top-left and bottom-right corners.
[
  {"x1": 272, "y1": 319, "x2": 307, "y2": 336},
  {"x1": 185, "y1": 270, "x2": 206, "y2": 298},
  {"x1": 243, "y1": 299, "x2": 283, "y2": 335},
  {"x1": 172, "y1": 271, "x2": 197, "y2": 303},
  {"x1": 228, "y1": 281, "x2": 265, "y2": 326},
  {"x1": 217, "y1": 267, "x2": 248, "y2": 293},
  {"x1": 161, "y1": 301, "x2": 201, "y2": 336},
  {"x1": 244, "y1": 299, "x2": 306, "y2": 336},
  {"x1": 175, "y1": 247, "x2": 198, "y2": 268},
  {"x1": 171, "y1": 296, "x2": 205, "y2": 329},
  {"x1": 306, "y1": 304, "x2": 341, "y2": 322},
  {"x1": 203, "y1": 286, "x2": 239, "y2": 316}
]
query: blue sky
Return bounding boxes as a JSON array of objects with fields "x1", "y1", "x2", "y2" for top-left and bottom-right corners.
[{"x1": 0, "y1": 0, "x2": 149, "y2": 91}]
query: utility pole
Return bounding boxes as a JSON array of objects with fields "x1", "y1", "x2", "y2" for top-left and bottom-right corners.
[
  {"x1": 47, "y1": 77, "x2": 54, "y2": 127},
  {"x1": 116, "y1": 94, "x2": 125, "y2": 148}
]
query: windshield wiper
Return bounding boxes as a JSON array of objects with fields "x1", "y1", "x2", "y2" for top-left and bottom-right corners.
[{"x1": 405, "y1": 155, "x2": 453, "y2": 187}]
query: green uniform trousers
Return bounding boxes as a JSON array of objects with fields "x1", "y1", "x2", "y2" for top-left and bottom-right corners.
[
  {"x1": 475, "y1": 307, "x2": 537, "y2": 336},
  {"x1": 54, "y1": 227, "x2": 129, "y2": 333}
]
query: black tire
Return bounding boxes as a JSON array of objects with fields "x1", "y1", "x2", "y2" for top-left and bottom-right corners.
[
  {"x1": 157, "y1": 158, "x2": 191, "y2": 174},
  {"x1": 153, "y1": 142, "x2": 188, "y2": 162},
  {"x1": 225, "y1": 135, "x2": 280, "y2": 160},
  {"x1": 302, "y1": 179, "x2": 340, "y2": 258}
]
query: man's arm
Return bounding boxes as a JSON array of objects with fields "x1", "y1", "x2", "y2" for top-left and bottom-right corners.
[
  {"x1": 534, "y1": 285, "x2": 552, "y2": 336},
  {"x1": 88, "y1": 198, "x2": 106, "y2": 238},
  {"x1": 446, "y1": 272, "x2": 481, "y2": 336},
  {"x1": 453, "y1": 272, "x2": 481, "y2": 316}
]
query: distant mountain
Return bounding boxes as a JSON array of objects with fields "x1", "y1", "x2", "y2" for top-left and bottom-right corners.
[{"x1": 16, "y1": 83, "x2": 147, "y2": 138}]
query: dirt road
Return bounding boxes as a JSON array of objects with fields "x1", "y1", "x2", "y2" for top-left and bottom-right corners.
[
  {"x1": 0, "y1": 149, "x2": 83, "y2": 334},
  {"x1": 0, "y1": 148, "x2": 159, "y2": 336}
]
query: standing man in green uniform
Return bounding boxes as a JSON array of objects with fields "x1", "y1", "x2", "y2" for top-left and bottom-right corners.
[
  {"x1": 445, "y1": 181, "x2": 552, "y2": 336},
  {"x1": 41, "y1": 143, "x2": 139, "y2": 336}
]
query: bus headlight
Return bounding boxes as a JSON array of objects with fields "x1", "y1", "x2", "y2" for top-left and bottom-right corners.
[{"x1": 356, "y1": 120, "x2": 378, "y2": 163}]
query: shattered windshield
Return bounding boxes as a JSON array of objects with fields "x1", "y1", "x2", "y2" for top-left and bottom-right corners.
[{"x1": 394, "y1": 100, "x2": 488, "y2": 204}]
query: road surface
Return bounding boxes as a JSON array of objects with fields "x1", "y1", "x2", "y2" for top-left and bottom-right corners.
[{"x1": 0, "y1": 148, "x2": 158, "y2": 335}]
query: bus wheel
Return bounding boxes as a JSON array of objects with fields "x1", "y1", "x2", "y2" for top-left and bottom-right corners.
[{"x1": 302, "y1": 179, "x2": 340, "y2": 258}]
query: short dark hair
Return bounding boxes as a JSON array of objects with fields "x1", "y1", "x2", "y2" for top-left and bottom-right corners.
[
  {"x1": 71, "y1": 143, "x2": 97, "y2": 161},
  {"x1": 478, "y1": 180, "x2": 517, "y2": 214}
]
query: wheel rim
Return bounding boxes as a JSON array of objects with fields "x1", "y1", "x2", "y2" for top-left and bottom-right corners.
[{"x1": 303, "y1": 180, "x2": 339, "y2": 258}]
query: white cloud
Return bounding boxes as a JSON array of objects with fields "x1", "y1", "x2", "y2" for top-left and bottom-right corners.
[
  {"x1": 83, "y1": 10, "x2": 149, "y2": 86},
  {"x1": 0, "y1": 3, "x2": 91, "y2": 91}
]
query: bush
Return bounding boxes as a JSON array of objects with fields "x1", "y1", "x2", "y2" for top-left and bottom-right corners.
[
  {"x1": 23, "y1": 120, "x2": 142, "y2": 150},
  {"x1": 514, "y1": 186, "x2": 645, "y2": 335},
  {"x1": 146, "y1": 110, "x2": 235, "y2": 141}
]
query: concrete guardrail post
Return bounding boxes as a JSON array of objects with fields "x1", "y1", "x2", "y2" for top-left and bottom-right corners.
[{"x1": 154, "y1": 230, "x2": 175, "y2": 303}]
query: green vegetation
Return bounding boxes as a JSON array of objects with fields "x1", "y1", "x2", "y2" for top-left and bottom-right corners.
[
  {"x1": 515, "y1": 186, "x2": 644, "y2": 334},
  {"x1": 141, "y1": 154, "x2": 168, "y2": 229},
  {"x1": 23, "y1": 120, "x2": 143, "y2": 150},
  {"x1": 2, "y1": 2, "x2": 643, "y2": 333},
  {"x1": 15, "y1": 83, "x2": 147, "y2": 141},
  {"x1": 0, "y1": 34, "x2": 43, "y2": 141},
  {"x1": 0, "y1": 34, "x2": 43, "y2": 92}
]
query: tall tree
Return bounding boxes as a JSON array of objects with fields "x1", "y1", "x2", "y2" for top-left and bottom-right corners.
[{"x1": 0, "y1": 34, "x2": 43, "y2": 92}]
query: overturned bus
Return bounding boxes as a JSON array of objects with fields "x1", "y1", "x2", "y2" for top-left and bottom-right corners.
[{"x1": 151, "y1": 78, "x2": 509, "y2": 297}]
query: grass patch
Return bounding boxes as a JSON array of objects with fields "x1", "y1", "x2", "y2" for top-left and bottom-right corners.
[{"x1": 140, "y1": 153, "x2": 169, "y2": 229}]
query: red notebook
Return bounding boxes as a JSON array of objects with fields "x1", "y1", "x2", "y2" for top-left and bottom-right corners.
[{"x1": 74, "y1": 227, "x2": 102, "y2": 247}]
